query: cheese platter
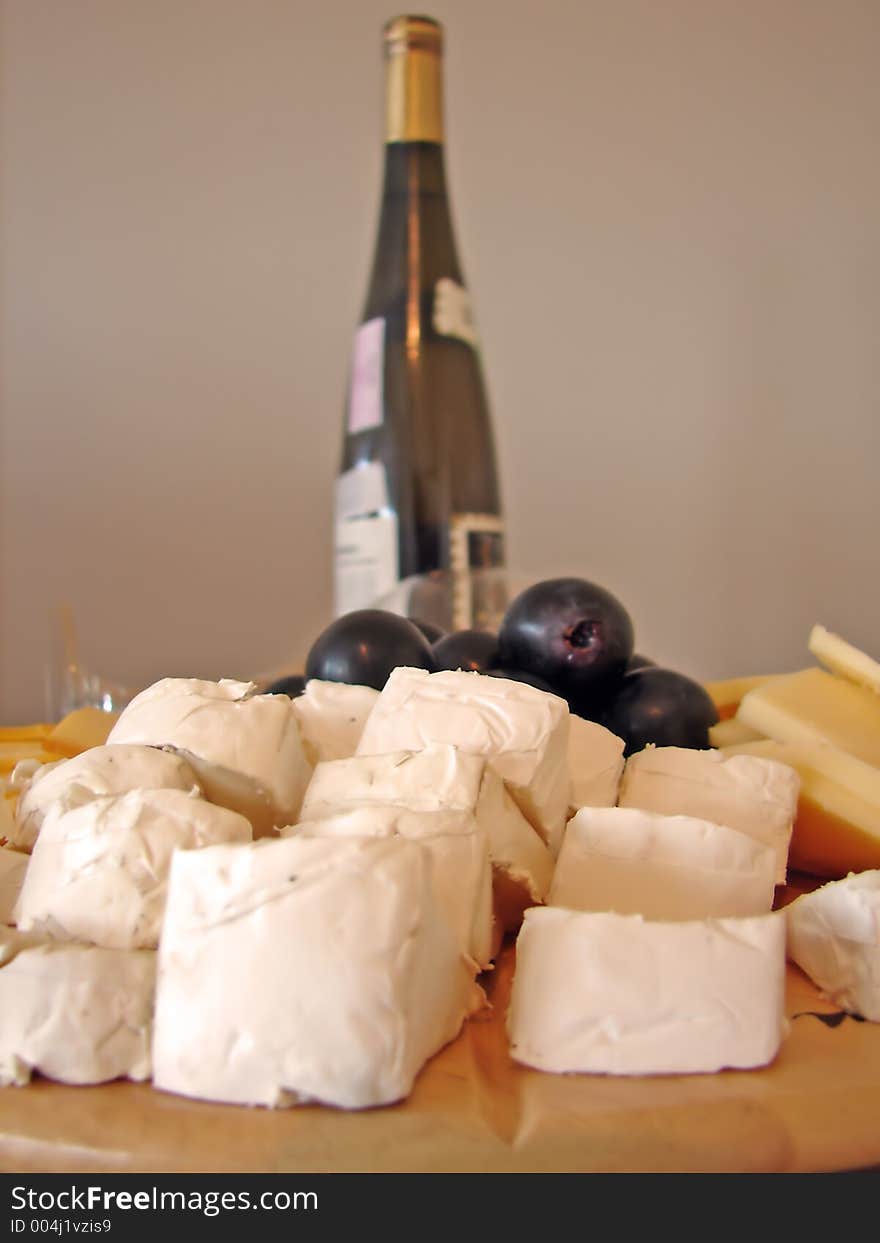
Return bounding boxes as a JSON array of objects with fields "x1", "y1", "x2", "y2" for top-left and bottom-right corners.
[{"x1": 1, "y1": 581, "x2": 879, "y2": 1172}]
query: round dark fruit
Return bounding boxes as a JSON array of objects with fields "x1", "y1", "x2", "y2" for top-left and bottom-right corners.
[
  {"x1": 305, "y1": 609, "x2": 434, "y2": 691},
  {"x1": 262, "y1": 673, "x2": 307, "y2": 698},
  {"x1": 627, "y1": 653, "x2": 656, "y2": 672},
  {"x1": 486, "y1": 668, "x2": 556, "y2": 694},
  {"x1": 599, "y1": 666, "x2": 719, "y2": 757},
  {"x1": 432, "y1": 629, "x2": 499, "y2": 673},
  {"x1": 497, "y1": 577, "x2": 634, "y2": 708}
]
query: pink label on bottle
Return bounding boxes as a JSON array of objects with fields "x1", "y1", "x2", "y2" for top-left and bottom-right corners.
[{"x1": 347, "y1": 318, "x2": 385, "y2": 434}]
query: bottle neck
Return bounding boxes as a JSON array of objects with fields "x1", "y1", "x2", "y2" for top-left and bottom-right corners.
[
  {"x1": 363, "y1": 142, "x2": 462, "y2": 323},
  {"x1": 384, "y1": 37, "x2": 443, "y2": 144}
]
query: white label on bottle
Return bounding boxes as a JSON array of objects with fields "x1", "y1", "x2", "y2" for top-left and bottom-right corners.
[
  {"x1": 449, "y1": 513, "x2": 506, "y2": 631},
  {"x1": 335, "y1": 460, "x2": 390, "y2": 520},
  {"x1": 333, "y1": 463, "x2": 399, "y2": 616},
  {"x1": 432, "y1": 278, "x2": 479, "y2": 348},
  {"x1": 347, "y1": 317, "x2": 385, "y2": 434}
]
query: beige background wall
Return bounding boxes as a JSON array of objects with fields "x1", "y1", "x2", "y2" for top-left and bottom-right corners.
[{"x1": 2, "y1": 0, "x2": 878, "y2": 723}]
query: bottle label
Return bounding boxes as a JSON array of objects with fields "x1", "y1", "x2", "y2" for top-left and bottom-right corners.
[
  {"x1": 333, "y1": 462, "x2": 399, "y2": 616},
  {"x1": 449, "y1": 513, "x2": 506, "y2": 631},
  {"x1": 432, "y1": 279, "x2": 479, "y2": 349},
  {"x1": 347, "y1": 317, "x2": 385, "y2": 434}
]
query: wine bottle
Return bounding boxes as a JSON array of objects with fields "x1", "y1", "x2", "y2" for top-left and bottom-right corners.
[{"x1": 334, "y1": 14, "x2": 504, "y2": 633}]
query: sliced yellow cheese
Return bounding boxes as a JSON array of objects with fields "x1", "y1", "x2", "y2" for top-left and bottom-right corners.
[
  {"x1": 43, "y1": 707, "x2": 119, "y2": 758},
  {"x1": 738, "y1": 667, "x2": 880, "y2": 768},
  {"x1": 0, "y1": 742, "x2": 58, "y2": 775},
  {"x1": 720, "y1": 738, "x2": 880, "y2": 879},
  {"x1": 0, "y1": 725, "x2": 52, "y2": 742},
  {"x1": 808, "y1": 624, "x2": 880, "y2": 696},
  {"x1": 704, "y1": 674, "x2": 785, "y2": 721},
  {"x1": 708, "y1": 718, "x2": 765, "y2": 748}
]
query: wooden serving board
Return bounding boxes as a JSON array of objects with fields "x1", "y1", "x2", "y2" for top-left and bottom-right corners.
[{"x1": 1, "y1": 934, "x2": 879, "y2": 1174}]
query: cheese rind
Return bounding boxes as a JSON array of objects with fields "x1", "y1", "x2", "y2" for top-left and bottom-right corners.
[
  {"x1": 738, "y1": 667, "x2": 880, "y2": 768},
  {"x1": 0, "y1": 930, "x2": 155, "y2": 1086},
  {"x1": 619, "y1": 745, "x2": 798, "y2": 884},
  {"x1": 508, "y1": 907, "x2": 787, "y2": 1075},
  {"x1": 549, "y1": 807, "x2": 776, "y2": 919},
  {"x1": 785, "y1": 871, "x2": 880, "y2": 1021},
  {"x1": 292, "y1": 680, "x2": 379, "y2": 765},
  {"x1": 15, "y1": 788, "x2": 252, "y2": 949},
  {"x1": 12, "y1": 743, "x2": 201, "y2": 852},
  {"x1": 566, "y1": 715, "x2": 625, "y2": 823},
  {"x1": 356, "y1": 667, "x2": 571, "y2": 850},
  {"x1": 300, "y1": 744, "x2": 553, "y2": 934},
  {"x1": 152, "y1": 835, "x2": 484, "y2": 1109},
  {"x1": 107, "y1": 677, "x2": 312, "y2": 834}
]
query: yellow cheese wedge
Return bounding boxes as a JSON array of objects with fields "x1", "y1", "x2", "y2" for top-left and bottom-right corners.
[
  {"x1": 0, "y1": 742, "x2": 58, "y2": 775},
  {"x1": 720, "y1": 738, "x2": 880, "y2": 879},
  {"x1": 708, "y1": 718, "x2": 765, "y2": 748},
  {"x1": 43, "y1": 707, "x2": 119, "y2": 758},
  {"x1": 704, "y1": 674, "x2": 785, "y2": 721},
  {"x1": 808, "y1": 625, "x2": 880, "y2": 696},
  {"x1": 738, "y1": 667, "x2": 880, "y2": 768},
  {"x1": 0, "y1": 725, "x2": 52, "y2": 742}
]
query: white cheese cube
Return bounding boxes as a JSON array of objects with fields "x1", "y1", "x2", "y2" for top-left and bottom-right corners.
[
  {"x1": 619, "y1": 745, "x2": 799, "y2": 884},
  {"x1": 356, "y1": 667, "x2": 570, "y2": 850},
  {"x1": 301, "y1": 744, "x2": 554, "y2": 934},
  {"x1": 508, "y1": 907, "x2": 786, "y2": 1076},
  {"x1": 12, "y1": 743, "x2": 200, "y2": 852},
  {"x1": 549, "y1": 807, "x2": 777, "y2": 919},
  {"x1": 15, "y1": 788, "x2": 252, "y2": 949},
  {"x1": 786, "y1": 870, "x2": 880, "y2": 1021},
  {"x1": 152, "y1": 835, "x2": 484, "y2": 1109},
  {"x1": 0, "y1": 930, "x2": 155, "y2": 1086},
  {"x1": 292, "y1": 680, "x2": 379, "y2": 764},
  {"x1": 107, "y1": 677, "x2": 311, "y2": 835},
  {"x1": 0, "y1": 847, "x2": 28, "y2": 925},
  {"x1": 567, "y1": 714, "x2": 625, "y2": 820},
  {"x1": 285, "y1": 805, "x2": 493, "y2": 968}
]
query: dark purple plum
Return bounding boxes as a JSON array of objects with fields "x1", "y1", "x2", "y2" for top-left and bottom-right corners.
[
  {"x1": 496, "y1": 577, "x2": 634, "y2": 709},
  {"x1": 627, "y1": 653, "x2": 656, "y2": 672},
  {"x1": 411, "y1": 618, "x2": 446, "y2": 644},
  {"x1": 305, "y1": 609, "x2": 433, "y2": 691},
  {"x1": 432, "y1": 629, "x2": 499, "y2": 673},
  {"x1": 599, "y1": 666, "x2": 719, "y2": 757},
  {"x1": 487, "y1": 668, "x2": 557, "y2": 694},
  {"x1": 262, "y1": 673, "x2": 307, "y2": 698}
]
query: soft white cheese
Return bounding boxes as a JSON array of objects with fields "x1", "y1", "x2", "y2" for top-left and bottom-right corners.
[
  {"x1": 785, "y1": 870, "x2": 880, "y2": 1021},
  {"x1": 15, "y1": 788, "x2": 252, "y2": 949},
  {"x1": 356, "y1": 667, "x2": 571, "y2": 851},
  {"x1": 285, "y1": 804, "x2": 493, "y2": 968},
  {"x1": 567, "y1": 714, "x2": 625, "y2": 823},
  {"x1": 0, "y1": 930, "x2": 154, "y2": 1086},
  {"x1": 508, "y1": 907, "x2": 787, "y2": 1075},
  {"x1": 152, "y1": 834, "x2": 484, "y2": 1109},
  {"x1": 107, "y1": 677, "x2": 312, "y2": 835},
  {"x1": 0, "y1": 847, "x2": 28, "y2": 925},
  {"x1": 292, "y1": 680, "x2": 379, "y2": 765},
  {"x1": 0, "y1": 793, "x2": 14, "y2": 842},
  {"x1": 618, "y1": 745, "x2": 799, "y2": 884},
  {"x1": 12, "y1": 743, "x2": 200, "y2": 852},
  {"x1": 549, "y1": 806, "x2": 777, "y2": 919},
  {"x1": 300, "y1": 743, "x2": 554, "y2": 934}
]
